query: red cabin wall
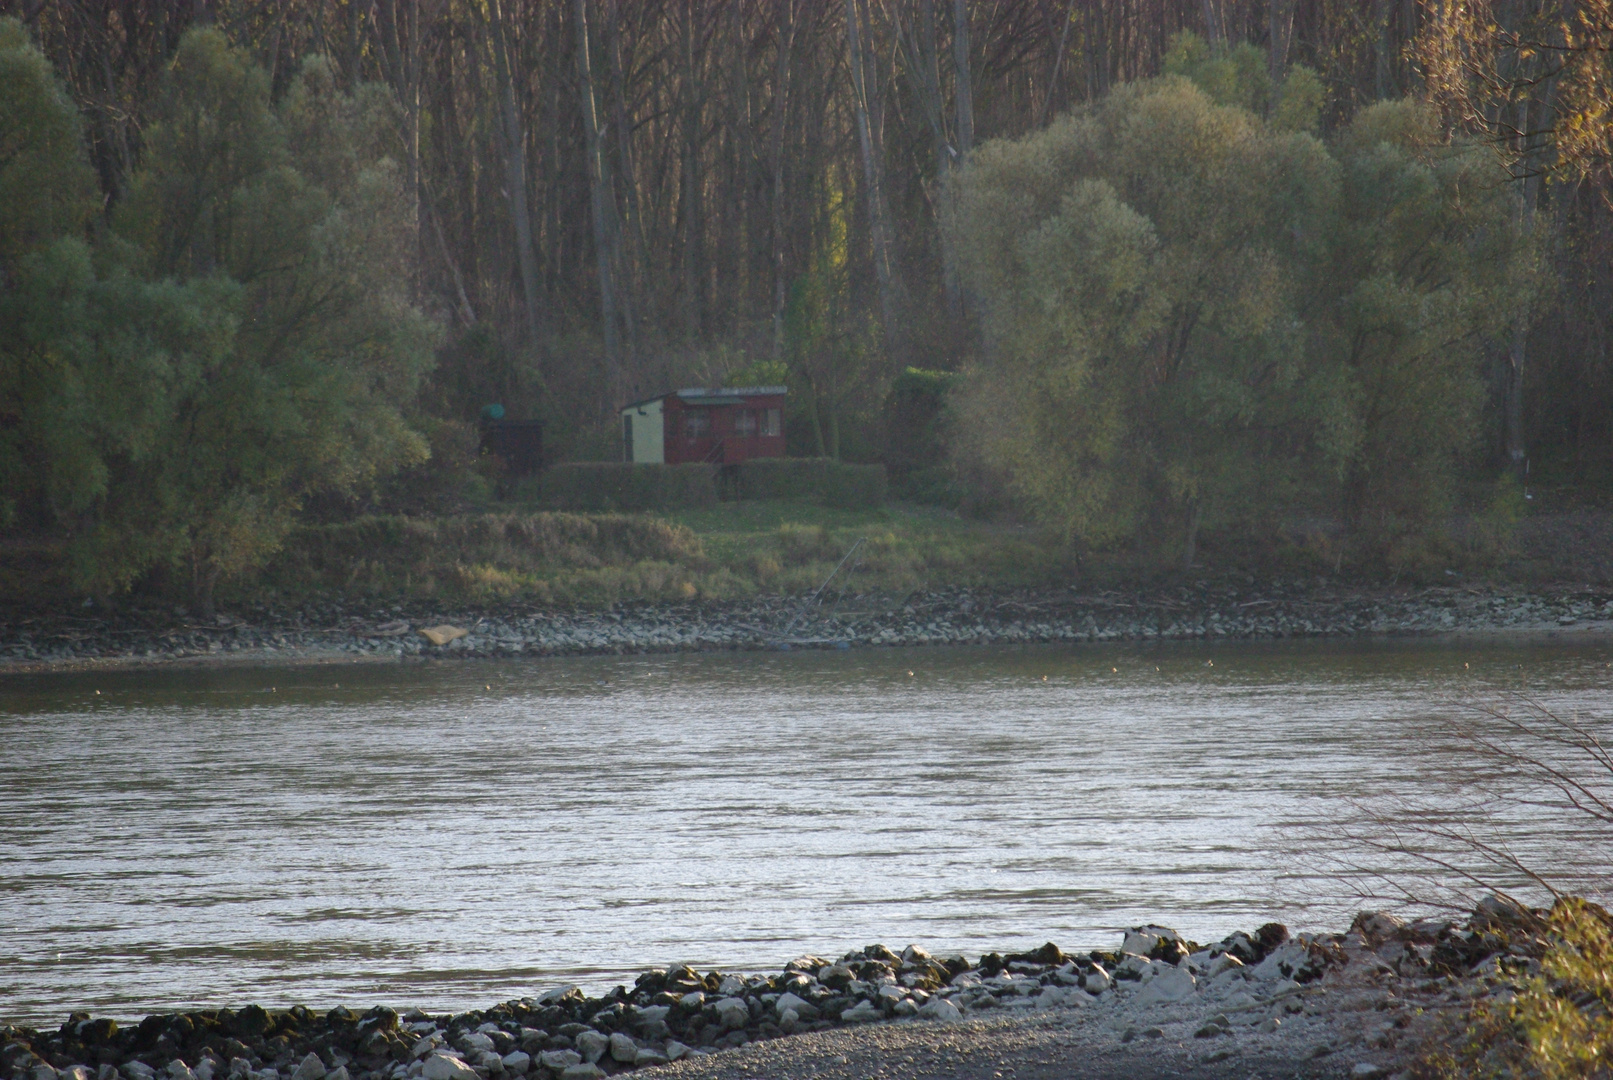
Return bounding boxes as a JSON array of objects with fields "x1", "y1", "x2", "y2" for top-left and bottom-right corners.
[{"x1": 662, "y1": 396, "x2": 787, "y2": 464}]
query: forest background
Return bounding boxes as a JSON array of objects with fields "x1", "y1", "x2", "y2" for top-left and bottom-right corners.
[{"x1": 3, "y1": 0, "x2": 1613, "y2": 614}]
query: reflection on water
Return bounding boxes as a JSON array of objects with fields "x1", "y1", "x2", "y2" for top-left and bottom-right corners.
[{"x1": 1, "y1": 638, "x2": 1608, "y2": 1025}]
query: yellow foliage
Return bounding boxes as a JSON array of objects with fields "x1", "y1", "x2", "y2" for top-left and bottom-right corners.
[{"x1": 1423, "y1": 898, "x2": 1613, "y2": 1079}]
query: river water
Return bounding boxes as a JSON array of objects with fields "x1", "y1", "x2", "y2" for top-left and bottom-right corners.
[{"x1": 2, "y1": 638, "x2": 1609, "y2": 1026}]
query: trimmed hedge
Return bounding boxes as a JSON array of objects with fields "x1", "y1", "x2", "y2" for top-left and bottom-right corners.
[
  {"x1": 734, "y1": 458, "x2": 888, "y2": 509},
  {"x1": 526, "y1": 462, "x2": 719, "y2": 512}
]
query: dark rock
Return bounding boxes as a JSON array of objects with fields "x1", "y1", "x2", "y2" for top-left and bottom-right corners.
[
  {"x1": 1257, "y1": 923, "x2": 1290, "y2": 955},
  {"x1": 229, "y1": 1010, "x2": 270, "y2": 1041},
  {"x1": 1007, "y1": 943, "x2": 1065, "y2": 967}
]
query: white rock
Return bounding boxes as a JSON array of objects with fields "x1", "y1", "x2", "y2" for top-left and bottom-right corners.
[
  {"x1": 227, "y1": 1062, "x2": 251, "y2": 1080},
  {"x1": 1115, "y1": 956, "x2": 1152, "y2": 982},
  {"x1": 537, "y1": 986, "x2": 580, "y2": 1006},
  {"x1": 678, "y1": 991, "x2": 705, "y2": 1010},
  {"x1": 632, "y1": 1005, "x2": 670, "y2": 1026},
  {"x1": 663, "y1": 1042, "x2": 690, "y2": 1062},
  {"x1": 892, "y1": 999, "x2": 919, "y2": 1017},
  {"x1": 1083, "y1": 966, "x2": 1112, "y2": 994},
  {"x1": 420, "y1": 1055, "x2": 477, "y2": 1080},
  {"x1": 459, "y1": 1034, "x2": 495, "y2": 1055},
  {"x1": 62, "y1": 1067, "x2": 95, "y2": 1080},
  {"x1": 1252, "y1": 942, "x2": 1321, "y2": 982},
  {"x1": 841, "y1": 1000, "x2": 882, "y2": 1023},
  {"x1": 122, "y1": 1065, "x2": 155, "y2": 1080},
  {"x1": 473, "y1": 1052, "x2": 503, "y2": 1075},
  {"x1": 1350, "y1": 1065, "x2": 1386, "y2": 1079},
  {"x1": 717, "y1": 975, "x2": 745, "y2": 996},
  {"x1": 536, "y1": 1052, "x2": 579, "y2": 1071},
  {"x1": 1121, "y1": 931, "x2": 1162, "y2": 957},
  {"x1": 877, "y1": 984, "x2": 907, "y2": 1003},
  {"x1": 1135, "y1": 966, "x2": 1197, "y2": 1004},
  {"x1": 324, "y1": 1068, "x2": 348, "y2": 1080},
  {"x1": 254, "y1": 1071, "x2": 280, "y2": 1080},
  {"x1": 607, "y1": 1034, "x2": 637, "y2": 1064},
  {"x1": 169, "y1": 1063, "x2": 199, "y2": 1080},
  {"x1": 572, "y1": 1032, "x2": 607, "y2": 1065},
  {"x1": 557, "y1": 1066, "x2": 603, "y2": 1080},
  {"x1": 714, "y1": 997, "x2": 749, "y2": 1029},
  {"x1": 917, "y1": 997, "x2": 962, "y2": 1022},
  {"x1": 774, "y1": 992, "x2": 818, "y2": 1020},
  {"x1": 631, "y1": 1050, "x2": 667, "y2": 1067},
  {"x1": 497, "y1": 1053, "x2": 528, "y2": 1076},
  {"x1": 97, "y1": 1067, "x2": 119, "y2": 1080}
]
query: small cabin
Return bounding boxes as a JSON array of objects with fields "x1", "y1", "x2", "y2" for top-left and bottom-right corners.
[{"x1": 620, "y1": 386, "x2": 787, "y2": 465}]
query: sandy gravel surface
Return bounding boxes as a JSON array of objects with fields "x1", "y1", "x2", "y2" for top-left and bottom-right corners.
[
  {"x1": 641, "y1": 945, "x2": 1436, "y2": 1080},
  {"x1": 640, "y1": 1007, "x2": 1364, "y2": 1080}
]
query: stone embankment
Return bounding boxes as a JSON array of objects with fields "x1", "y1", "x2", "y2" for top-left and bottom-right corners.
[
  {"x1": 3, "y1": 584, "x2": 1612, "y2": 668},
  {"x1": 0, "y1": 901, "x2": 1549, "y2": 1080}
]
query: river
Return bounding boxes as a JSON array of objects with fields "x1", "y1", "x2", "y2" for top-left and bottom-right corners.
[{"x1": 2, "y1": 638, "x2": 1609, "y2": 1026}]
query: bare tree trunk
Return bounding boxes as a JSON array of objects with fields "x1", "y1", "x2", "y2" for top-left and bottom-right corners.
[
  {"x1": 488, "y1": 0, "x2": 544, "y2": 344},
  {"x1": 377, "y1": 0, "x2": 422, "y2": 295},
  {"x1": 1268, "y1": 0, "x2": 1295, "y2": 80},
  {"x1": 770, "y1": 0, "x2": 796, "y2": 364},
  {"x1": 951, "y1": 0, "x2": 973, "y2": 158},
  {"x1": 845, "y1": 0, "x2": 902, "y2": 357},
  {"x1": 915, "y1": 0, "x2": 961, "y2": 319},
  {"x1": 1035, "y1": 1, "x2": 1074, "y2": 127},
  {"x1": 573, "y1": 0, "x2": 623, "y2": 395},
  {"x1": 1201, "y1": 0, "x2": 1223, "y2": 46},
  {"x1": 730, "y1": 0, "x2": 757, "y2": 325},
  {"x1": 604, "y1": 0, "x2": 641, "y2": 365},
  {"x1": 679, "y1": 3, "x2": 706, "y2": 343},
  {"x1": 1506, "y1": 99, "x2": 1542, "y2": 479}
]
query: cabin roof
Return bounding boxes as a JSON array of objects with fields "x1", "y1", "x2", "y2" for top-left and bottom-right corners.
[{"x1": 621, "y1": 386, "x2": 787, "y2": 412}]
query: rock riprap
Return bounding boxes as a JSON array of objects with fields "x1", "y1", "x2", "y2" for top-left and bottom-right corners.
[
  {"x1": 0, "y1": 901, "x2": 1551, "y2": 1080},
  {"x1": 4, "y1": 584, "x2": 1610, "y2": 667}
]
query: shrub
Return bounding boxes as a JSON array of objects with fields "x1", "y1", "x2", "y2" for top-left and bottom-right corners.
[
  {"x1": 525, "y1": 463, "x2": 719, "y2": 512},
  {"x1": 1421, "y1": 898, "x2": 1613, "y2": 1079},
  {"x1": 257, "y1": 512, "x2": 706, "y2": 598},
  {"x1": 735, "y1": 458, "x2": 888, "y2": 509}
]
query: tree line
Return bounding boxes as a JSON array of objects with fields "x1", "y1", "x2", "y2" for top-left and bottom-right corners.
[{"x1": 2, "y1": 0, "x2": 1611, "y2": 604}]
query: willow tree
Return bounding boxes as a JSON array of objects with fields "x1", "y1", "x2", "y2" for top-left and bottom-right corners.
[
  {"x1": 952, "y1": 60, "x2": 1338, "y2": 563},
  {"x1": 951, "y1": 37, "x2": 1538, "y2": 566},
  {"x1": 1, "y1": 27, "x2": 439, "y2": 610}
]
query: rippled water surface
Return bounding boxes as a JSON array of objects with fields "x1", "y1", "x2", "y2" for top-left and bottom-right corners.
[{"x1": 3, "y1": 638, "x2": 1610, "y2": 1025}]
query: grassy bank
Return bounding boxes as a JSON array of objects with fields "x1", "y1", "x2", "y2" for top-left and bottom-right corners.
[
  {"x1": 242, "y1": 502, "x2": 1070, "y2": 608},
  {"x1": 7, "y1": 494, "x2": 1611, "y2": 615}
]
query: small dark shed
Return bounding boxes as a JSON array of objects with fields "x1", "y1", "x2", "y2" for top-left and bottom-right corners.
[{"x1": 480, "y1": 418, "x2": 545, "y2": 475}]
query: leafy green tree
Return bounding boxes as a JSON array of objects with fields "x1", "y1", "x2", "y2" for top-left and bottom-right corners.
[
  {"x1": 3, "y1": 23, "x2": 438, "y2": 612},
  {"x1": 100, "y1": 30, "x2": 439, "y2": 611},
  {"x1": 951, "y1": 41, "x2": 1538, "y2": 568},
  {"x1": 953, "y1": 67, "x2": 1339, "y2": 562},
  {"x1": 1322, "y1": 99, "x2": 1541, "y2": 550},
  {"x1": 0, "y1": 15, "x2": 98, "y2": 529}
]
